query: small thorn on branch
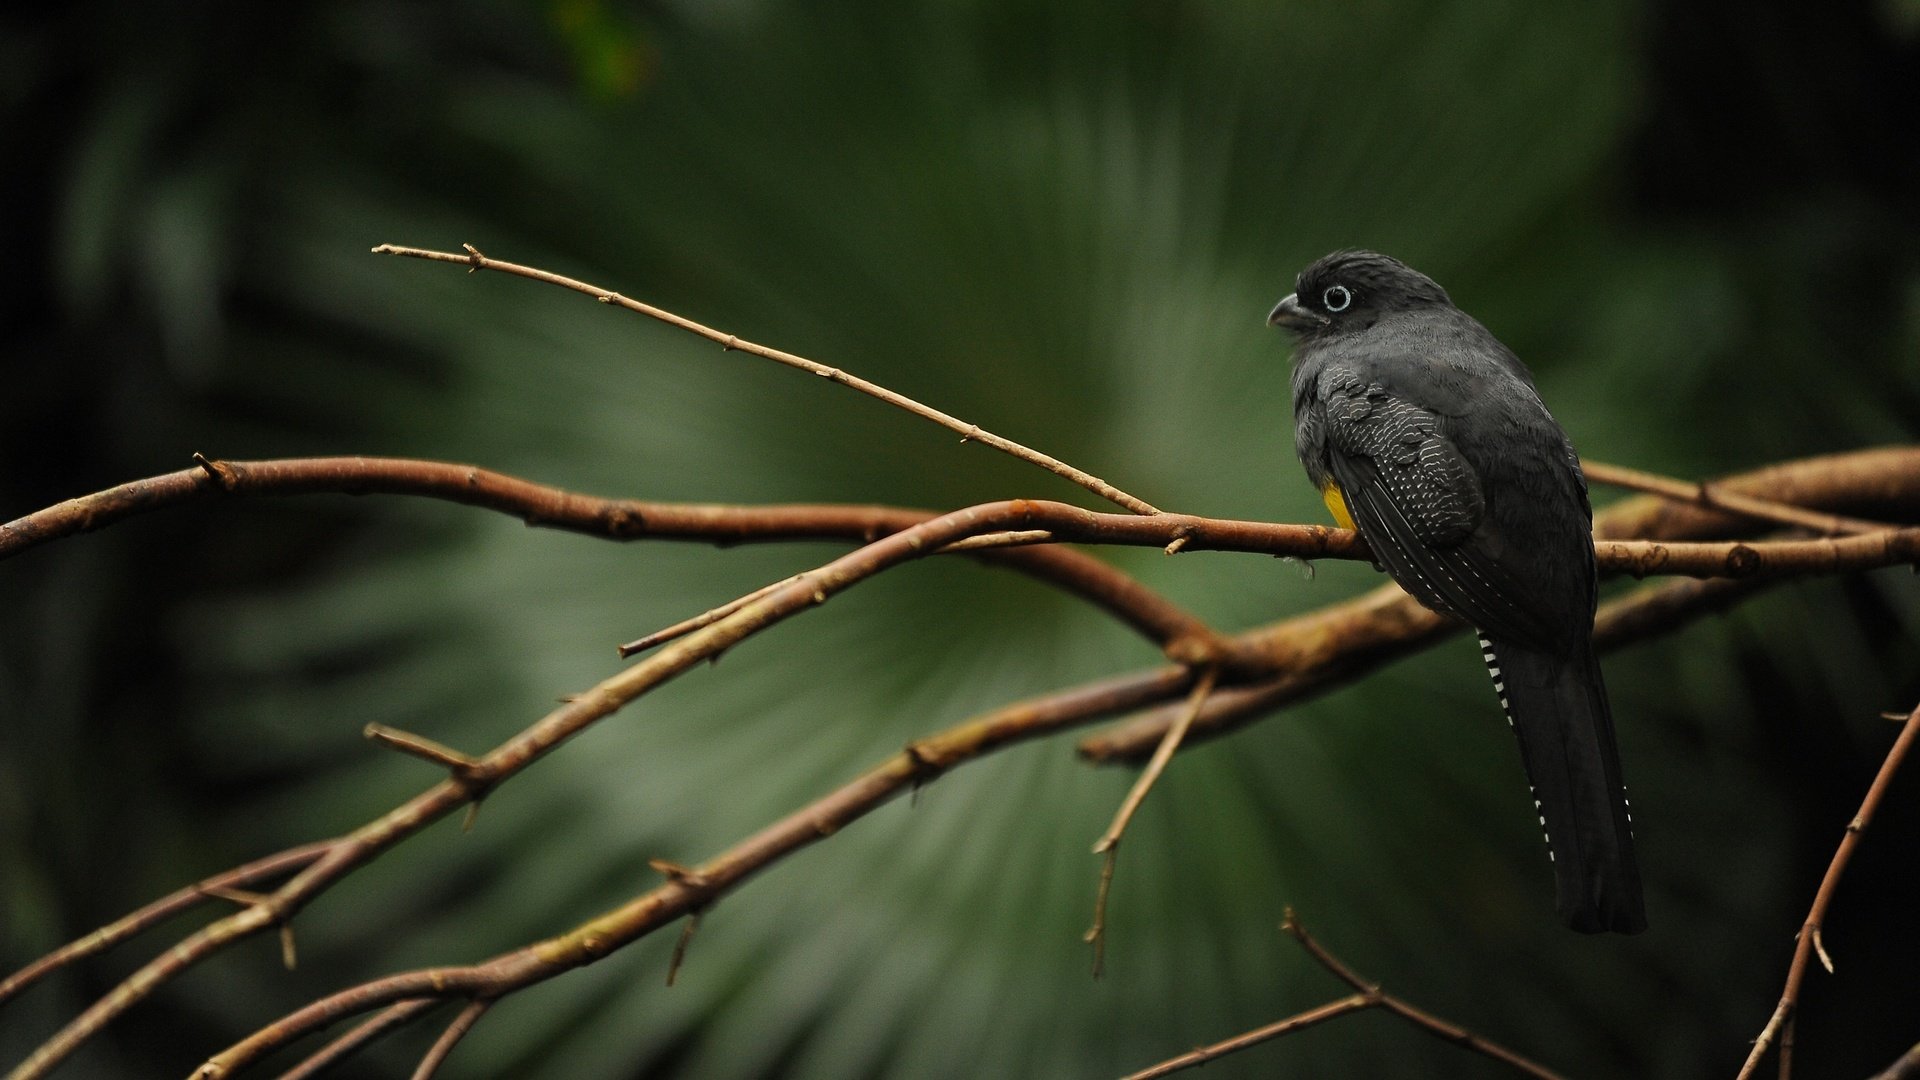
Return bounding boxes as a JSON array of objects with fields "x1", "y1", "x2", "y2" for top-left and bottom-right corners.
[
  {"x1": 621, "y1": 575, "x2": 804, "y2": 657},
  {"x1": 460, "y1": 242, "x2": 485, "y2": 272},
  {"x1": 197, "y1": 885, "x2": 297, "y2": 970},
  {"x1": 191, "y1": 452, "x2": 238, "y2": 491},
  {"x1": 649, "y1": 858, "x2": 713, "y2": 891},
  {"x1": 1812, "y1": 927, "x2": 1834, "y2": 974},
  {"x1": 666, "y1": 910, "x2": 704, "y2": 987},
  {"x1": 1163, "y1": 536, "x2": 1189, "y2": 555},
  {"x1": 937, "y1": 529, "x2": 1053, "y2": 553},
  {"x1": 364, "y1": 723, "x2": 482, "y2": 782},
  {"x1": 903, "y1": 741, "x2": 942, "y2": 806}
]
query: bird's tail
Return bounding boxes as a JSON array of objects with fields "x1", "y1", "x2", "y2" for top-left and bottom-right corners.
[{"x1": 1480, "y1": 634, "x2": 1646, "y2": 934}]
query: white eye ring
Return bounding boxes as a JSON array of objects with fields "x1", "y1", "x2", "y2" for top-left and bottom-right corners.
[{"x1": 1322, "y1": 285, "x2": 1353, "y2": 313}]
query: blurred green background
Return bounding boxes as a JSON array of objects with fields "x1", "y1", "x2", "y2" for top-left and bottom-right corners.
[{"x1": 4, "y1": 1, "x2": 1919, "y2": 1076}]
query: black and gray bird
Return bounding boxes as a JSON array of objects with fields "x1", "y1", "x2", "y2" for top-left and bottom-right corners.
[{"x1": 1269, "y1": 250, "x2": 1645, "y2": 934}]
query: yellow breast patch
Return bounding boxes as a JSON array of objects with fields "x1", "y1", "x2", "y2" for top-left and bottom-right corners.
[{"x1": 1320, "y1": 482, "x2": 1356, "y2": 530}]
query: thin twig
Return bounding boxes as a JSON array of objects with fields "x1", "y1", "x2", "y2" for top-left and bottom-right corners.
[
  {"x1": 411, "y1": 1000, "x2": 490, "y2": 1080},
  {"x1": 1736, "y1": 703, "x2": 1920, "y2": 1080},
  {"x1": 1582, "y1": 460, "x2": 1892, "y2": 536},
  {"x1": 1119, "y1": 994, "x2": 1375, "y2": 1080},
  {"x1": 372, "y1": 244, "x2": 1161, "y2": 514},
  {"x1": 619, "y1": 575, "x2": 804, "y2": 657},
  {"x1": 363, "y1": 723, "x2": 482, "y2": 778},
  {"x1": 1280, "y1": 911, "x2": 1566, "y2": 1080},
  {"x1": 278, "y1": 999, "x2": 437, "y2": 1080},
  {"x1": 1084, "y1": 667, "x2": 1219, "y2": 976},
  {"x1": 1123, "y1": 912, "x2": 1565, "y2": 1080},
  {"x1": 0, "y1": 841, "x2": 334, "y2": 1007}
]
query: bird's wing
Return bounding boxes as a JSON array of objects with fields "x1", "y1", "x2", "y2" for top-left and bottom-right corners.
[{"x1": 1319, "y1": 371, "x2": 1552, "y2": 644}]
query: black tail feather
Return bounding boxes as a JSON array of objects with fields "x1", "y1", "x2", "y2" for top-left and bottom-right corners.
[{"x1": 1480, "y1": 634, "x2": 1646, "y2": 934}]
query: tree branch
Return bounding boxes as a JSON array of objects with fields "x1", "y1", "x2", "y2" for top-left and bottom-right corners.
[
  {"x1": 1085, "y1": 667, "x2": 1219, "y2": 976},
  {"x1": 1120, "y1": 994, "x2": 1375, "y2": 1080},
  {"x1": 21, "y1": 498, "x2": 1216, "y2": 1079},
  {"x1": 1735, "y1": 702, "x2": 1920, "y2": 1080},
  {"x1": 277, "y1": 1000, "x2": 436, "y2": 1080},
  {"x1": 1080, "y1": 447, "x2": 1920, "y2": 761},
  {"x1": 371, "y1": 243, "x2": 1162, "y2": 514},
  {"x1": 1581, "y1": 460, "x2": 1894, "y2": 536},
  {"x1": 0, "y1": 841, "x2": 336, "y2": 1008},
  {"x1": 411, "y1": 1000, "x2": 489, "y2": 1080},
  {"x1": 190, "y1": 666, "x2": 1198, "y2": 1076},
  {"x1": 1120, "y1": 911, "x2": 1565, "y2": 1080},
  {"x1": 7, "y1": 448, "x2": 1917, "y2": 1074}
]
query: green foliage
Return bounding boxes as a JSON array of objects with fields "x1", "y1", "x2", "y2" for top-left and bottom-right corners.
[{"x1": 3, "y1": 1, "x2": 1917, "y2": 1077}]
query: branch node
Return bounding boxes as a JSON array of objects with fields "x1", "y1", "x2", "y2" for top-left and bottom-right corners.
[
  {"x1": 903, "y1": 741, "x2": 943, "y2": 806},
  {"x1": 460, "y1": 242, "x2": 485, "y2": 272},
  {"x1": 648, "y1": 858, "x2": 713, "y2": 891},
  {"x1": 191, "y1": 452, "x2": 239, "y2": 491}
]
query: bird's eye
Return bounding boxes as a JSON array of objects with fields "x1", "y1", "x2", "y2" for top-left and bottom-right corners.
[{"x1": 1322, "y1": 285, "x2": 1353, "y2": 313}]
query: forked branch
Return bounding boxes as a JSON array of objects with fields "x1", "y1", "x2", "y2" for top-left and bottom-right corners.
[{"x1": 1119, "y1": 911, "x2": 1565, "y2": 1080}]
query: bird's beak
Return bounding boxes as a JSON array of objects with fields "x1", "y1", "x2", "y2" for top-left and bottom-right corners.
[{"x1": 1267, "y1": 293, "x2": 1324, "y2": 331}]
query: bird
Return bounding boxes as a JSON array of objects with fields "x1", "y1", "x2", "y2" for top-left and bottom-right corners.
[{"x1": 1268, "y1": 250, "x2": 1646, "y2": 934}]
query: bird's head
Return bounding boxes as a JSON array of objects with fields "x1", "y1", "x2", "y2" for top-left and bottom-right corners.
[{"x1": 1267, "y1": 250, "x2": 1451, "y2": 337}]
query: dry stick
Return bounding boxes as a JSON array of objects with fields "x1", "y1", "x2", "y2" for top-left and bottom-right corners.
[
  {"x1": 1084, "y1": 667, "x2": 1220, "y2": 977},
  {"x1": 1581, "y1": 460, "x2": 1892, "y2": 537},
  {"x1": 371, "y1": 243, "x2": 1161, "y2": 515},
  {"x1": 411, "y1": 1000, "x2": 490, "y2": 1080},
  {"x1": 1735, "y1": 703, "x2": 1920, "y2": 1080},
  {"x1": 0, "y1": 841, "x2": 335, "y2": 1008},
  {"x1": 278, "y1": 1000, "x2": 437, "y2": 1080},
  {"x1": 1120, "y1": 995, "x2": 1376, "y2": 1080}
]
